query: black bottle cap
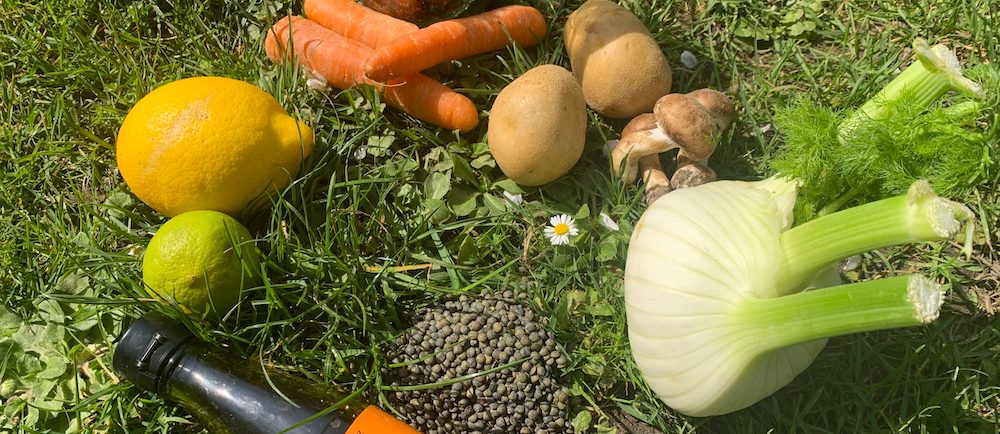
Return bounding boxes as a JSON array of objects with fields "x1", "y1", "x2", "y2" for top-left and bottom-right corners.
[{"x1": 112, "y1": 311, "x2": 196, "y2": 393}]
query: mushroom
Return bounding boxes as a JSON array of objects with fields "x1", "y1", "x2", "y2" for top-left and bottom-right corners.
[
  {"x1": 640, "y1": 156, "x2": 672, "y2": 203},
  {"x1": 618, "y1": 113, "x2": 673, "y2": 202},
  {"x1": 611, "y1": 89, "x2": 735, "y2": 184},
  {"x1": 671, "y1": 153, "x2": 717, "y2": 189},
  {"x1": 668, "y1": 87, "x2": 734, "y2": 190},
  {"x1": 686, "y1": 88, "x2": 737, "y2": 132}
]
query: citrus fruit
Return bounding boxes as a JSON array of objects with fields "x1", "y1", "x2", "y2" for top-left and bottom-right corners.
[
  {"x1": 142, "y1": 210, "x2": 261, "y2": 316},
  {"x1": 116, "y1": 76, "x2": 314, "y2": 217}
]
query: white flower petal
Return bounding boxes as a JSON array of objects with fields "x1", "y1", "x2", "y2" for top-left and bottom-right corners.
[
  {"x1": 544, "y1": 214, "x2": 578, "y2": 246},
  {"x1": 503, "y1": 191, "x2": 523, "y2": 206},
  {"x1": 599, "y1": 212, "x2": 620, "y2": 231},
  {"x1": 547, "y1": 233, "x2": 570, "y2": 245},
  {"x1": 303, "y1": 68, "x2": 329, "y2": 91},
  {"x1": 306, "y1": 78, "x2": 329, "y2": 91}
]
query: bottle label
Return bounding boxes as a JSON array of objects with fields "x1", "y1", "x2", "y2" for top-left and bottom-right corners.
[{"x1": 346, "y1": 406, "x2": 421, "y2": 434}]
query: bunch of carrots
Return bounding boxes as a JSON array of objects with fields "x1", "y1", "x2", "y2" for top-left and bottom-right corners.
[{"x1": 265, "y1": 0, "x2": 548, "y2": 133}]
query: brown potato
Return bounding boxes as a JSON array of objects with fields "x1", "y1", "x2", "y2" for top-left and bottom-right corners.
[
  {"x1": 487, "y1": 65, "x2": 587, "y2": 186},
  {"x1": 565, "y1": 0, "x2": 672, "y2": 118}
]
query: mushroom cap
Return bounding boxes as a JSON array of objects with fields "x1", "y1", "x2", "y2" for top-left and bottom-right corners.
[
  {"x1": 622, "y1": 112, "x2": 658, "y2": 137},
  {"x1": 611, "y1": 127, "x2": 677, "y2": 183},
  {"x1": 653, "y1": 93, "x2": 717, "y2": 161},
  {"x1": 686, "y1": 89, "x2": 736, "y2": 132}
]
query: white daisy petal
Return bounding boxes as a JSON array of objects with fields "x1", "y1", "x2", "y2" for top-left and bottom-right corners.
[
  {"x1": 599, "y1": 212, "x2": 620, "y2": 231},
  {"x1": 303, "y1": 68, "x2": 329, "y2": 91},
  {"x1": 544, "y1": 214, "x2": 578, "y2": 246},
  {"x1": 306, "y1": 78, "x2": 329, "y2": 91},
  {"x1": 503, "y1": 191, "x2": 523, "y2": 206}
]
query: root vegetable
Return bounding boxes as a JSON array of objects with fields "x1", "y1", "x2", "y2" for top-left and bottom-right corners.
[
  {"x1": 487, "y1": 65, "x2": 586, "y2": 186},
  {"x1": 304, "y1": 0, "x2": 418, "y2": 48},
  {"x1": 565, "y1": 0, "x2": 672, "y2": 118},
  {"x1": 265, "y1": 16, "x2": 479, "y2": 132},
  {"x1": 364, "y1": 5, "x2": 547, "y2": 81},
  {"x1": 625, "y1": 178, "x2": 972, "y2": 416}
]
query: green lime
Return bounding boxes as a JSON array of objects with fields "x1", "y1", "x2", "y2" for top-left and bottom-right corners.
[{"x1": 142, "y1": 210, "x2": 261, "y2": 316}]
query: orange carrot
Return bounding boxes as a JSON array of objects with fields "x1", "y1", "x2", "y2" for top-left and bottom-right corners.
[
  {"x1": 304, "y1": 0, "x2": 418, "y2": 48},
  {"x1": 266, "y1": 16, "x2": 369, "y2": 89},
  {"x1": 364, "y1": 5, "x2": 547, "y2": 81},
  {"x1": 265, "y1": 16, "x2": 479, "y2": 132}
]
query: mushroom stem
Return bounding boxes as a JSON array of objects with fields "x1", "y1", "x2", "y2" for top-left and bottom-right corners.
[
  {"x1": 671, "y1": 153, "x2": 716, "y2": 189},
  {"x1": 671, "y1": 161, "x2": 716, "y2": 189},
  {"x1": 612, "y1": 128, "x2": 679, "y2": 183},
  {"x1": 674, "y1": 153, "x2": 704, "y2": 169},
  {"x1": 639, "y1": 155, "x2": 671, "y2": 203}
]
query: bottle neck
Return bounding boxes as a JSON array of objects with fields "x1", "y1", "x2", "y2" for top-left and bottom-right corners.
[
  {"x1": 163, "y1": 344, "x2": 357, "y2": 434},
  {"x1": 113, "y1": 312, "x2": 419, "y2": 433}
]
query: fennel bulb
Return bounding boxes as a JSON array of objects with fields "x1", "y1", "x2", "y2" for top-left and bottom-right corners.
[{"x1": 624, "y1": 177, "x2": 970, "y2": 417}]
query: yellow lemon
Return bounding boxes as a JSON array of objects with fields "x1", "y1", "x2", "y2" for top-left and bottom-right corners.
[
  {"x1": 142, "y1": 210, "x2": 261, "y2": 316},
  {"x1": 117, "y1": 76, "x2": 314, "y2": 217}
]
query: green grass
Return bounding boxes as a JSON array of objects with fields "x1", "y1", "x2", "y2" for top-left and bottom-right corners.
[{"x1": 2, "y1": 0, "x2": 999, "y2": 432}]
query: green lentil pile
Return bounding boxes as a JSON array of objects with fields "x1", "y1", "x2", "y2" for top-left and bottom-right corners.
[{"x1": 384, "y1": 291, "x2": 570, "y2": 433}]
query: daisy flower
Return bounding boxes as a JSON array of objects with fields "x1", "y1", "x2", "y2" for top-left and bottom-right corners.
[{"x1": 544, "y1": 214, "x2": 578, "y2": 246}]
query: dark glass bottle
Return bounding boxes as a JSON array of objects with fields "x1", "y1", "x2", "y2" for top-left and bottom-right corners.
[{"x1": 113, "y1": 311, "x2": 420, "y2": 434}]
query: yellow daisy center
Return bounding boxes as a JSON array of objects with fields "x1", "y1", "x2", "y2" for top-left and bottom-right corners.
[{"x1": 553, "y1": 223, "x2": 570, "y2": 236}]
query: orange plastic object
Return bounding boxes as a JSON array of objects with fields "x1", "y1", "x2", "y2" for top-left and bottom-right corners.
[{"x1": 348, "y1": 406, "x2": 422, "y2": 433}]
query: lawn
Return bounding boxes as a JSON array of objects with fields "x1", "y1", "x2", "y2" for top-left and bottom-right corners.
[{"x1": 2, "y1": 0, "x2": 999, "y2": 433}]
